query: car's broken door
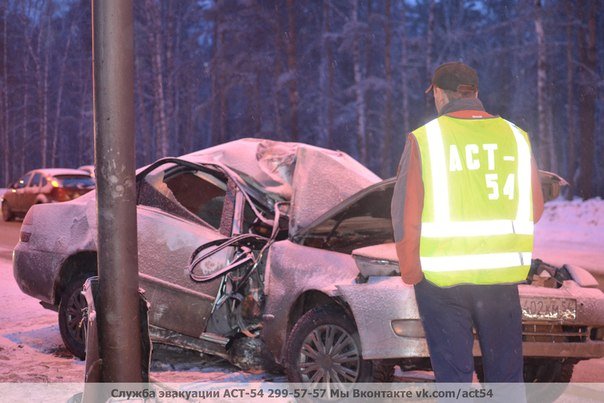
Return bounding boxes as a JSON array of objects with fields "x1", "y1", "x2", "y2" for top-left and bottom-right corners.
[{"x1": 135, "y1": 164, "x2": 233, "y2": 338}]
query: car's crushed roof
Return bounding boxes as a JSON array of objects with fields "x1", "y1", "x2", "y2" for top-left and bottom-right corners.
[{"x1": 179, "y1": 138, "x2": 381, "y2": 234}]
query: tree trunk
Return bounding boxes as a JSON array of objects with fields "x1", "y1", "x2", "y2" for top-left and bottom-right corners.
[
  {"x1": 400, "y1": 1, "x2": 410, "y2": 146},
  {"x1": 247, "y1": 73, "x2": 262, "y2": 136},
  {"x1": 352, "y1": 0, "x2": 367, "y2": 164},
  {"x1": 172, "y1": 9, "x2": 183, "y2": 154},
  {"x1": 534, "y1": 0, "x2": 556, "y2": 173},
  {"x1": 272, "y1": 4, "x2": 284, "y2": 140},
  {"x1": 381, "y1": 0, "x2": 393, "y2": 176},
  {"x1": 34, "y1": 6, "x2": 51, "y2": 168},
  {"x1": 577, "y1": 0, "x2": 596, "y2": 199},
  {"x1": 135, "y1": 55, "x2": 152, "y2": 163},
  {"x1": 210, "y1": 3, "x2": 226, "y2": 145},
  {"x1": 21, "y1": 54, "x2": 30, "y2": 175},
  {"x1": 2, "y1": 4, "x2": 9, "y2": 184},
  {"x1": 285, "y1": 0, "x2": 299, "y2": 141},
  {"x1": 77, "y1": 87, "x2": 87, "y2": 167},
  {"x1": 565, "y1": 1, "x2": 576, "y2": 199},
  {"x1": 164, "y1": 1, "x2": 176, "y2": 151},
  {"x1": 51, "y1": 22, "x2": 74, "y2": 167},
  {"x1": 21, "y1": 90, "x2": 28, "y2": 175},
  {"x1": 41, "y1": 16, "x2": 49, "y2": 168},
  {"x1": 145, "y1": 0, "x2": 168, "y2": 158},
  {"x1": 319, "y1": 0, "x2": 334, "y2": 148},
  {"x1": 424, "y1": 0, "x2": 435, "y2": 114}
]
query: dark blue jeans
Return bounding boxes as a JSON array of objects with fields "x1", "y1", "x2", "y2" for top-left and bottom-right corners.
[{"x1": 414, "y1": 278, "x2": 524, "y2": 383}]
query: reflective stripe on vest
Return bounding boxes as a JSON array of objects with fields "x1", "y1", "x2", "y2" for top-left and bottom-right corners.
[{"x1": 414, "y1": 116, "x2": 534, "y2": 287}]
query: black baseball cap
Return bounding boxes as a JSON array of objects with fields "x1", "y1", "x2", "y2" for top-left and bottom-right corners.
[{"x1": 425, "y1": 61, "x2": 479, "y2": 94}]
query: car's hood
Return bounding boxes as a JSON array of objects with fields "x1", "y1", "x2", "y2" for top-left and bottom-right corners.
[{"x1": 178, "y1": 138, "x2": 381, "y2": 235}]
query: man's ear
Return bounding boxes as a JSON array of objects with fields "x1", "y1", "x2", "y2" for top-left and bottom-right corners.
[{"x1": 433, "y1": 87, "x2": 449, "y2": 112}]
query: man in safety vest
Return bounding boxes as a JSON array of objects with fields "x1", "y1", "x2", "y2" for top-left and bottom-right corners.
[{"x1": 391, "y1": 61, "x2": 544, "y2": 382}]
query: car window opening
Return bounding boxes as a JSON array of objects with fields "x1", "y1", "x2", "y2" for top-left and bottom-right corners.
[
  {"x1": 53, "y1": 175, "x2": 95, "y2": 188},
  {"x1": 165, "y1": 172, "x2": 226, "y2": 229}
]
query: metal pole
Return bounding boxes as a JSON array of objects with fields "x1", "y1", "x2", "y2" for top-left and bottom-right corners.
[{"x1": 91, "y1": 0, "x2": 142, "y2": 382}]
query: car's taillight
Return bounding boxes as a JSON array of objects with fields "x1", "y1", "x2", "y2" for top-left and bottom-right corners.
[
  {"x1": 51, "y1": 187, "x2": 68, "y2": 202},
  {"x1": 21, "y1": 211, "x2": 34, "y2": 242},
  {"x1": 20, "y1": 231, "x2": 31, "y2": 243}
]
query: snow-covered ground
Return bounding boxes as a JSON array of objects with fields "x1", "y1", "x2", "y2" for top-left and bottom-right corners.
[
  {"x1": 0, "y1": 250, "x2": 284, "y2": 383},
  {"x1": 534, "y1": 198, "x2": 604, "y2": 279},
  {"x1": 0, "y1": 199, "x2": 603, "y2": 385}
]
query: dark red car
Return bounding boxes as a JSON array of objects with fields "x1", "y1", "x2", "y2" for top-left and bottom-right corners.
[{"x1": 1, "y1": 168, "x2": 95, "y2": 221}]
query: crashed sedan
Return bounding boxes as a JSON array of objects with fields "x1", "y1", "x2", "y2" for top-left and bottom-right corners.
[{"x1": 12, "y1": 139, "x2": 604, "y2": 383}]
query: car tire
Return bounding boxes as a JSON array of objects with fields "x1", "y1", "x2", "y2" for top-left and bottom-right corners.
[
  {"x1": 2, "y1": 201, "x2": 14, "y2": 222},
  {"x1": 372, "y1": 360, "x2": 395, "y2": 382},
  {"x1": 523, "y1": 358, "x2": 576, "y2": 402},
  {"x1": 523, "y1": 358, "x2": 575, "y2": 382},
  {"x1": 285, "y1": 305, "x2": 373, "y2": 383},
  {"x1": 58, "y1": 274, "x2": 92, "y2": 359}
]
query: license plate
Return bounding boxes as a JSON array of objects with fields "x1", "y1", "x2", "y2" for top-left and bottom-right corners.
[{"x1": 521, "y1": 297, "x2": 576, "y2": 321}]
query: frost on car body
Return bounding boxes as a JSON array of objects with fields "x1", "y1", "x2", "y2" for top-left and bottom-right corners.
[{"x1": 12, "y1": 138, "x2": 604, "y2": 383}]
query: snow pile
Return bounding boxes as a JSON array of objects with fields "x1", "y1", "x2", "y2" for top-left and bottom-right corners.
[
  {"x1": 534, "y1": 198, "x2": 604, "y2": 275},
  {"x1": 536, "y1": 198, "x2": 604, "y2": 244}
]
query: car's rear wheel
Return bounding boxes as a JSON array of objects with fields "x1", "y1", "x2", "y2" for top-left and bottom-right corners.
[
  {"x1": 285, "y1": 305, "x2": 373, "y2": 383},
  {"x1": 2, "y1": 201, "x2": 14, "y2": 222},
  {"x1": 58, "y1": 274, "x2": 92, "y2": 359}
]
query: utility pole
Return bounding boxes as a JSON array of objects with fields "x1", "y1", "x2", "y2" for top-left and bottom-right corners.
[{"x1": 91, "y1": 0, "x2": 142, "y2": 382}]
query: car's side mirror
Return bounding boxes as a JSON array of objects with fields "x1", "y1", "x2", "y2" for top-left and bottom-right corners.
[{"x1": 539, "y1": 170, "x2": 568, "y2": 202}]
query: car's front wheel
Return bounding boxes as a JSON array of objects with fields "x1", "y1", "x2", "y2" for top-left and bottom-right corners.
[
  {"x1": 523, "y1": 358, "x2": 575, "y2": 382},
  {"x1": 285, "y1": 305, "x2": 373, "y2": 383},
  {"x1": 58, "y1": 274, "x2": 91, "y2": 359},
  {"x1": 2, "y1": 201, "x2": 14, "y2": 222}
]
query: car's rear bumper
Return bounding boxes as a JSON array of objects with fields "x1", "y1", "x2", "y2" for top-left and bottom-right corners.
[{"x1": 13, "y1": 242, "x2": 67, "y2": 304}]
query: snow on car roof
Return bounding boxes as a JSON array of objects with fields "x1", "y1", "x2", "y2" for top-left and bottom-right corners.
[
  {"x1": 180, "y1": 138, "x2": 381, "y2": 234},
  {"x1": 33, "y1": 168, "x2": 92, "y2": 177}
]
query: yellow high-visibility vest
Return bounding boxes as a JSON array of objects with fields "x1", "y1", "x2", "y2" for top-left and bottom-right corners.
[{"x1": 413, "y1": 115, "x2": 534, "y2": 287}]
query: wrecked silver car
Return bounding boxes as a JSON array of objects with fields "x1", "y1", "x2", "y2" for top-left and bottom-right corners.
[{"x1": 12, "y1": 139, "x2": 604, "y2": 383}]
